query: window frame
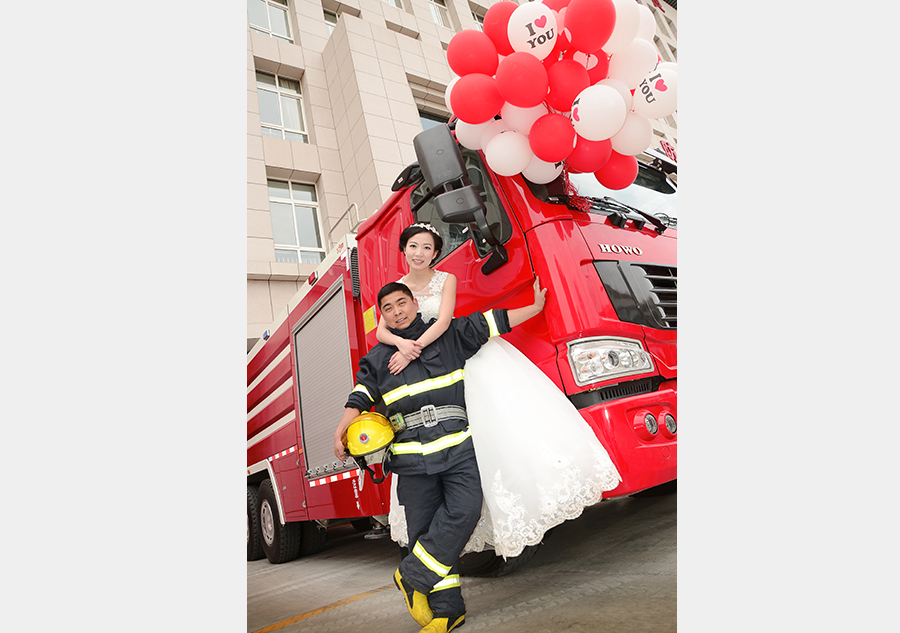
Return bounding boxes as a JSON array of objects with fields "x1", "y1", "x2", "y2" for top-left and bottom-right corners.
[
  {"x1": 267, "y1": 179, "x2": 326, "y2": 265},
  {"x1": 256, "y1": 71, "x2": 309, "y2": 144},
  {"x1": 248, "y1": 0, "x2": 294, "y2": 43},
  {"x1": 428, "y1": 0, "x2": 452, "y2": 28},
  {"x1": 471, "y1": 9, "x2": 485, "y2": 31},
  {"x1": 323, "y1": 9, "x2": 338, "y2": 37}
]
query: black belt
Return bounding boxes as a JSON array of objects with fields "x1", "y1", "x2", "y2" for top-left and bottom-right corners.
[{"x1": 389, "y1": 404, "x2": 467, "y2": 432}]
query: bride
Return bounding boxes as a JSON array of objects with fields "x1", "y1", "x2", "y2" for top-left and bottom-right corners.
[{"x1": 376, "y1": 222, "x2": 621, "y2": 559}]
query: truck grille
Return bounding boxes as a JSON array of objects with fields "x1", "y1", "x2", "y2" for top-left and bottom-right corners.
[
  {"x1": 595, "y1": 261, "x2": 677, "y2": 330},
  {"x1": 634, "y1": 264, "x2": 677, "y2": 329},
  {"x1": 569, "y1": 377, "x2": 659, "y2": 410}
]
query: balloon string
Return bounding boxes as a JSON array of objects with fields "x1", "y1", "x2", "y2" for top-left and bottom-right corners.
[{"x1": 562, "y1": 169, "x2": 592, "y2": 212}]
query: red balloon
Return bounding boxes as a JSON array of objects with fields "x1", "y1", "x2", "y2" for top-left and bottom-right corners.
[
  {"x1": 594, "y1": 151, "x2": 638, "y2": 190},
  {"x1": 495, "y1": 52, "x2": 549, "y2": 108},
  {"x1": 542, "y1": 25, "x2": 569, "y2": 72},
  {"x1": 447, "y1": 29, "x2": 499, "y2": 77},
  {"x1": 483, "y1": 1, "x2": 518, "y2": 57},
  {"x1": 587, "y1": 52, "x2": 610, "y2": 84},
  {"x1": 565, "y1": 0, "x2": 616, "y2": 54},
  {"x1": 529, "y1": 113, "x2": 576, "y2": 162},
  {"x1": 546, "y1": 60, "x2": 590, "y2": 112},
  {"x1": 450, "y1": 73, "x2": 504, "y2": 124},
  {"x1": 566, "y1": 136, "x2": 611, "y2": 173},
  {"x1": 563, "y1": 49, "x2": 610, "y2": 85},
  {"x1": 543, "y1": 0, "x2": 572, "y2": 11}
]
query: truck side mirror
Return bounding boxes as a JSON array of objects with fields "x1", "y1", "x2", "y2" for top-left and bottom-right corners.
[
  {"x1": 413, "y1": 124, "x2": 467, "y2": 190},
  {"x1": 433, "y1": 185, "x2": 481, "y2": 224},
  {"x1": 412, "y1": 123, "x2": 509, "y2": 275}
]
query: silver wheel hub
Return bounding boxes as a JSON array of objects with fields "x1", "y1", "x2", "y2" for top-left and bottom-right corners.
[{"x1": 261, "y1": 499, "x2": 276, "y2": 546}]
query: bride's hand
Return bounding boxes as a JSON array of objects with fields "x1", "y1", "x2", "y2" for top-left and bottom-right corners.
[
  {"x1": 395, "y1": 338, "x2": 422, "y2": 360},
  {"x1": 388, "y1": 351, "x2": 411, "y2": 375}
]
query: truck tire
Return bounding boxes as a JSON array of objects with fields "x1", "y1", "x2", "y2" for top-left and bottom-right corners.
[
  {"x1": 457, "y1": 543, "x2": 542, "y2": 578},
  {"x1": 299, "y1": 521, "x2": 328, "y2": 556},
  {"x1": 351, "y1": 518, "x2": 372, "y2": 533},
  {"x1": 258, "y1": 479, "x2": 302, "y2": 564},
  {"x1": 247, "y1": 485, "x2": 265, "y2": 561}
]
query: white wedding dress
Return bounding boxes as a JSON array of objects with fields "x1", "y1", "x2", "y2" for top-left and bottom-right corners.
[{"x1": 388, "y1": 270, "x2": 622, "y2": 558}]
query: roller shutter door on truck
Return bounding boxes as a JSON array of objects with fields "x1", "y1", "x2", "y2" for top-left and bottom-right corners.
[{"x1": 293, "y1": 281, "x2": 356, "y2": 479}]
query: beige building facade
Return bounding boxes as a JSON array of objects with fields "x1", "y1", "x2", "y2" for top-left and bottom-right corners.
[{"x1": 246, "y1": 0, "x2": 677, "y2": 351}]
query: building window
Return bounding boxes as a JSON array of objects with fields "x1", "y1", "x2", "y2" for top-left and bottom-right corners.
[
  {"x1": 248, "y1": 0, "x2": 293, "y2": 42},
  {"x1": 268, "y1": 180, "x2": 325, "y2": 264},
  {"x1": 428, "y1": 0, "x2": 451, "y2": 28},
  {"x1": 323, "y1": 10, "x2": 337, "y2": 36},
  {"x1": 256, "y1": 71, "x2": 309, "y2": 143},
  {"x1": 472, "y1": 9, "x2": 485, "y2": 31},
  {"x1": 419, "y1": 111, "x2": 448, "y2": 131},
  {"x1": 378, "y1": 0, "x2": 404, "y2": 8}
]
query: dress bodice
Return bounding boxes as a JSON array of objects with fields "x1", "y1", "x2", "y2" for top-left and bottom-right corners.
[{"x1": 401, "y1": 270, "x2": 448, "y2": 323}]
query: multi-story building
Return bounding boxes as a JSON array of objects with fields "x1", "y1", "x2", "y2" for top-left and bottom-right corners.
[{"x1": 246, "y1": 0, "x2": 677, "y2": 350}]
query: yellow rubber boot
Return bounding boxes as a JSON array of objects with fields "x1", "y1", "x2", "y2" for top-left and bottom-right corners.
[
  {"x1": 394, "y1": 568, "x2": 433, "y2": 626},
  {"x1": 419, "y1": 614, "x2": 465, "y2": 632}
]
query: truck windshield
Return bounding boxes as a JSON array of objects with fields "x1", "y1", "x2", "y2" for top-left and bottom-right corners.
[{"x1": 568, "y1": 167, "x2": 677, "y2": 227}]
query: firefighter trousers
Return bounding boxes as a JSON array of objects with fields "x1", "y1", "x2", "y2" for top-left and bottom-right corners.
[{"x1": 396, "y1": 455, "x2": 483, "y2": 617}]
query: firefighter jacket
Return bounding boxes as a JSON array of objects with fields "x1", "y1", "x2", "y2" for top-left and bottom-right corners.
[{"x1": 344, "y1": 309, "x2": 511, "y2": 476}]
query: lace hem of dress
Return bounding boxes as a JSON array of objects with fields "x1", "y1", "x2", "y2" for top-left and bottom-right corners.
[
  {"x1": 390, "y1": 443, "x2": 620, "y2": 560},
  {"x1": 467, "y1": 443, "x2": 620, "y2": 559}
]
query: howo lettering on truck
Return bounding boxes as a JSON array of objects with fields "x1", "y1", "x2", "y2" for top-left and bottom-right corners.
[{"x1": 247, "y1": 123, "x2": 677, "y2": 575}]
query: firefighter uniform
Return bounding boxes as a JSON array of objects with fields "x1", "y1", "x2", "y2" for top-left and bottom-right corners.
[{"x1": 344, "y1": 307, "x2": 512, "y2": 621}]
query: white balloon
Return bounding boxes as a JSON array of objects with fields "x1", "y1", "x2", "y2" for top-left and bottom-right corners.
[
  {"x1": 507, "y1": 2, "x2": 558, "y2": 60},
  {"x1": 634, "y1": 5, "x2": 656, "y2": 42},
  {"x1": 596, "y1": 78, "x2": 633, "y2": 112},
  {"x1": 658, "y1": 62, "x2": 678, "y2": 74},
  {"x1": 610, "y1": 112, "x2": 652, "y2": 155},
  {"x1": 456, "y1": 119, "x2": 492, "y2": 150},
  {"x1": 570, "y1": 84, "x2": 627, "y2": 142},
  {"x1": 484, "y1": 130, "x2": 533, "y2": 176},
  {"x1": 522, "y1": 154, "x2": 564, "y2": 184},
  {"x1": 480, "y1": 119, "x2": 510, "y2": 149},
  {"x1": 601, "y1": 0, "x2": 641, "y2": 55},
  {"x1": 631, "y1": 67, "x2": 677, "y2": 119},
  {"x1": 500, "y1": 102, "x2": 549, "y2": 135},
  {"x1": 607, "y1": 38, "x2": 658, "y2": 89},
  {"x1": 445, "y1": 76, "x2": 460, "y2": 112}
]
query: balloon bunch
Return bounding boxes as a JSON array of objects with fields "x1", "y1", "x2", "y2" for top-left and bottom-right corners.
[{"x1": 445, "y1": 0, "x2": 677, "y2": 189}]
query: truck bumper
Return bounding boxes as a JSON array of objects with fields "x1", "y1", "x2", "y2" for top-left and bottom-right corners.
[{"x1": 578, "y1": 383, "x2": 677, "y2": 498}]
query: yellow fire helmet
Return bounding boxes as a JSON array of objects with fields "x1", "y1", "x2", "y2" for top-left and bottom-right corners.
[{"x1": 344, "y1": 411, "x2": 394, "y2": 485}]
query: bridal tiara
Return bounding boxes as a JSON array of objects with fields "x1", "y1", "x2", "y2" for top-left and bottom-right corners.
[{"x1": 411, "y1": 222, "x2": 441, "y2": 237}]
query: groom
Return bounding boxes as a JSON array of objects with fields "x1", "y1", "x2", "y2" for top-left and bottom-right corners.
[{"x1": 334, "y1": 278, "x2": 546, "y2": 633}]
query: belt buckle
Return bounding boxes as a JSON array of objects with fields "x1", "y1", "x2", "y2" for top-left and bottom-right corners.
[
  {"x1": 421, "y1": 404, "x2": 438, "y2": 428},
  {"x1": 389, "y1": 412, "x2": 406, "y2": 432}
]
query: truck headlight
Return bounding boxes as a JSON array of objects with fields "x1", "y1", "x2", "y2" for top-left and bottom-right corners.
[{"x1": 566, "y1": 337, "x2": 655, "y2": 387}]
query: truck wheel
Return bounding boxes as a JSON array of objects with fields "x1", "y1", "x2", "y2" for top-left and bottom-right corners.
[
  {"x1": 351, "y1": 518, "x2": 372, "y2": 533},
  {"x1": 247, "y1": 485, "x2": 265, "y2": 561},
  {"x1": 258, "y1": 479, "x2": 302, "y2": 564},
  {"x1": 458, "y1": 543, "x2": 542, "y2": 578},
  {"x1": 299, "y1": 521, "x2": 328, "y2": 556}
]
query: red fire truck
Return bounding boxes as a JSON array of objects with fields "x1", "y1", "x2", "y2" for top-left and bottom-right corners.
[{"x1": 247, "y1": 123, "x2": 677, "y2": 573}]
